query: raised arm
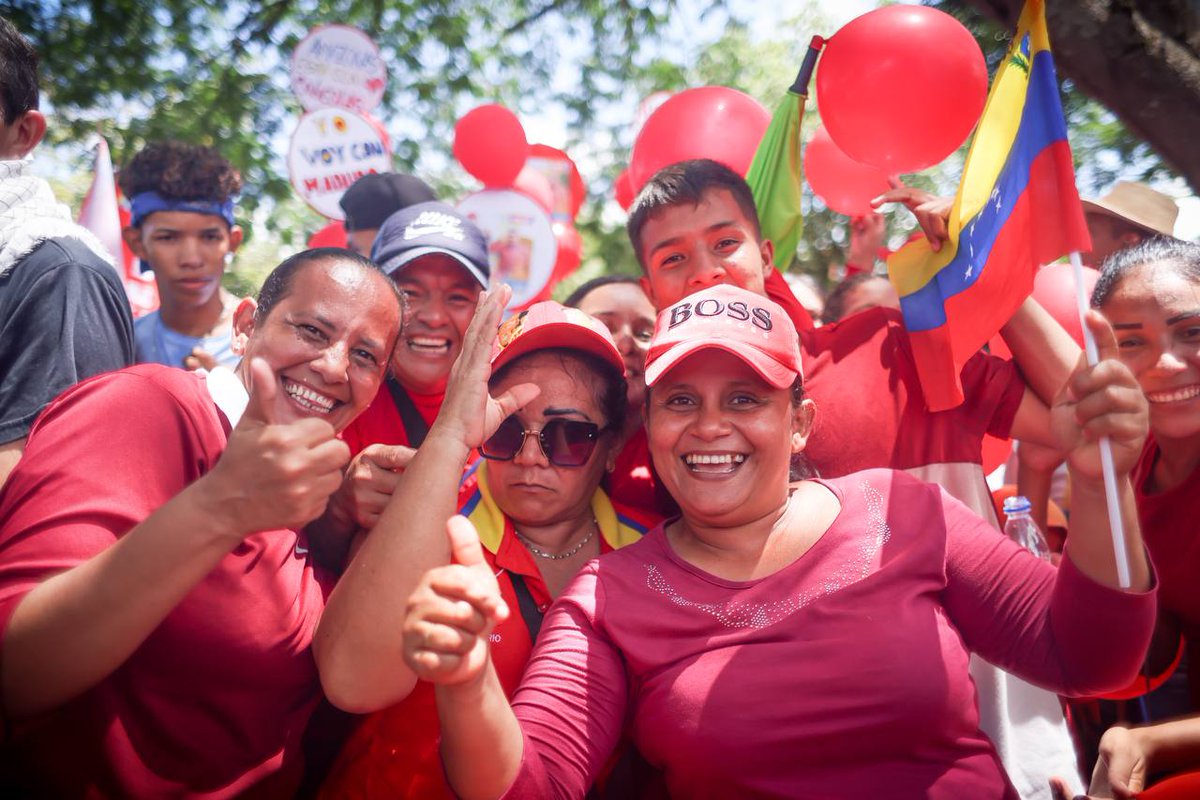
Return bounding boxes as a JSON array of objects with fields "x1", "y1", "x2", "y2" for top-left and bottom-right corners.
[
  {"x1": 404, "y1": 517, "x2": 627, "y2": 800},
  {"x1": 314, "y1": 288, "x2": 539, "y2": 712},
  {"x1": 942, "y1": 312, "x2": 1153, "y2": 694},
  {"x1": 1, "y1": 359, "x2": 348, "y2": 717}
]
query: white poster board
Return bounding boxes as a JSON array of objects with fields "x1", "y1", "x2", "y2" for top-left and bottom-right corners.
[
  {"x1": 287, "y1": 109, "x2": 392, "y2": 219},
  {"x1": 291, "y1": 25, "x2": 387, "y2": 114}
]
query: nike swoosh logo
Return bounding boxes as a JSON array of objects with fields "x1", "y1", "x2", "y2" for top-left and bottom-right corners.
[{"x1": 404, "y1": 225, "x2": 463, "y2": 240}]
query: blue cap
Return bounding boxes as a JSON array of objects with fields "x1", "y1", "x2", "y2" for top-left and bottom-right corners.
[
  {"x1": 371, "y1": 201, "x2": 490, "y2": 289},
  {"x1": 1002, "y1": 496, "x2": 1032, "y2": 514}
]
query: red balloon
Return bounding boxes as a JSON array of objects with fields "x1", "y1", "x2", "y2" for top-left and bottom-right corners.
[
  {"x1": 614, "y1": 169, "x2": 636, "y2": 211},
  {"x1": 453, "y1": 104, "x2": 528, "y2": 188},
  {"x1": 804, "y1": 126, "x2": 891, "y2": 217},
  {"x1": 514, "y1": 166, "x2": 555, "y2": 214},
  {"x1": 529, "y1": 144, "x2": 586, "y2": 220},
  {"x1": 629, "y1": 86, "x2": 771, "y2": 191},
  {"x1": 1032, "y1": 262, "x2": 1100, "y2": 349},
  {"x1": 817, "y1": 5, "x2": 987, "y2": 173},
  {"x1": 307, "y1": 220, "x2": 347, "y2": 249}
]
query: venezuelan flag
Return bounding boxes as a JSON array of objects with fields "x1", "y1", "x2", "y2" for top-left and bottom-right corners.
[{"x1": 886, "y1": 0, "x2": 1091, "y2": 411}]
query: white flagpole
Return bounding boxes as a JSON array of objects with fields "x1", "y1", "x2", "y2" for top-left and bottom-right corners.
[{"x1": 1069, "y1": 250, "x2": 1132, "y2": 589}]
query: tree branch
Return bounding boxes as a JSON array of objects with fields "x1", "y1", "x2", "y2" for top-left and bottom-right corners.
[{"x1": 502, "y1": 0, "x2": 573, "y2": 38}]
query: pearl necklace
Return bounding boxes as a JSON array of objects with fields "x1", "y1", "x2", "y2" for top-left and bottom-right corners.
[{"x1": 515, "y1": 520, "x2": 598, "y2": 561}]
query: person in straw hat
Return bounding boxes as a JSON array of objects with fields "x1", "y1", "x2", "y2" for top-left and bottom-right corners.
[{"x1": 1082, "y1": 181, "x2": 1179, "y2": 267}]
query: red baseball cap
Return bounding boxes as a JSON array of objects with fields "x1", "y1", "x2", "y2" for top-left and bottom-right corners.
[
  {"x1": 490, "y1": 301, "x2": 626, "y2": 377},
  {"x1": 644, "y1": 285, "x2": 802, "y2": 388}
]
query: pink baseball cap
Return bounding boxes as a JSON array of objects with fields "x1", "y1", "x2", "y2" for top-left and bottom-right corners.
[
  {"x1": 490, "y1": 301, "x2": 626, "y2": 377},
  {"x1": 644, "y1": 285, "x2": 802, "y2": 388}
]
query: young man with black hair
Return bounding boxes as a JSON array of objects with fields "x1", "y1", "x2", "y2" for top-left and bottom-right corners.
[
  {"x1": 0, "y1": 17, "x2": 134, "y2": 488},
  {"x1": 119, "y1": 141, "x2": 244, "y2": 371},
  {"x1": 627, "y1": 158, "x2": 1090, "y2": 799}
]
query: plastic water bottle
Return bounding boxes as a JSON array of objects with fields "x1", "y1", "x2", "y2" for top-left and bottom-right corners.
[{"x1": 1002, "y1": 496, "x2": 1051, "y2": 561}]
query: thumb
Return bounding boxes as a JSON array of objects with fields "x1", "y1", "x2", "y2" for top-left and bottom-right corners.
[
  {"x1": 366, "y1": 443, "x2": 417, "y2": 470},
  {"x1": 1084, "y1": 309, "x2": 1119, "y2": 363},
  {"x1": 242, "y1": 357, "x2": 278, "y2": 426},
  {"x1": 495, "y1": 383, "x2": 541, "y2": 420},
  {"x1": 446, "y1": 515, "x2": 487, "y2": 568}
]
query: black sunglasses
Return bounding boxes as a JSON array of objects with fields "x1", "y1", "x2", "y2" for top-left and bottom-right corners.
[{"x1": 479, "y1": 416, "x2": 607, "y2": 467}]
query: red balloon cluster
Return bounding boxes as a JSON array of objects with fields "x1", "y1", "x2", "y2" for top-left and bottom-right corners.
[
  {"x1": 629, "y1": 86, "x2": 771, "y2": 191},
  {"x1": 453, "y1": 104, "x2": 529, "y2": 188},
  {"x1": 453, "y1": 107, "x2": 593, "y2": 293},
  {"x1": 816, "y1": 5, "x2": 987, "y2": 174},
  {"x1": 804, "y1": 125, "x2": 891, "y2": 217}
]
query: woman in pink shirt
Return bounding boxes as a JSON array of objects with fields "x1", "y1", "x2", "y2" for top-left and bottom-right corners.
[{"x1": 403, "y1": 284, "x2": 1156, "y2": 800}]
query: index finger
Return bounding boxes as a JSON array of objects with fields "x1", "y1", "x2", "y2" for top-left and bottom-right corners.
[{"x1": 459, "y1": 285, "x2": 511, "y2": 365}]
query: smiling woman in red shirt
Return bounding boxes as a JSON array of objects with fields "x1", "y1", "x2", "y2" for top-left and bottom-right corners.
[{"x1": 403, "y1": 283, "x2": 1156, "y2": 800}]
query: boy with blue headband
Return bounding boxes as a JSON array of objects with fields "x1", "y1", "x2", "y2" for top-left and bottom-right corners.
[{"x1": 119, "y1": 141, "x2": 244, "y2": 370}]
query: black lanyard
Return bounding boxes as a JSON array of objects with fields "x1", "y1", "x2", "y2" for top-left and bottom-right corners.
[
  {"x1": 506, "y1": 571, "x2": 544, "y2": 642},
  {"x1": 384, "y1": 377, "x2": 430, "y2": 447}
]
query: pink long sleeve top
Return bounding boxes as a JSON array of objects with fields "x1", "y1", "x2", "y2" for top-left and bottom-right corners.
[{"x1": 498, "y1": 470, "x2": 1155, "y2": 800}]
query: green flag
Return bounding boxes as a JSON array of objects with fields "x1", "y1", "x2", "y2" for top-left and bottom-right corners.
[{"x1": 746, "y1": 37, "x2": 823, "y2": 270}]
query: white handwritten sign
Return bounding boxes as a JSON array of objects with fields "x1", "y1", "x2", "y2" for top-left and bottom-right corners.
[
  {"x1": 291, "y1": 25, "x2": 387, "y2": 113},
  {"x1": 287, "y1": 109, "x2": 392, "y2": 219}
]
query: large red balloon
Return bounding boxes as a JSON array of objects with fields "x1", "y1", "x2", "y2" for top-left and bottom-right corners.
[
  {"x1": 805, "y1": 125, "x2": 891, "y2": 217},
  {"x1": 614, "y1": 169, "x2": 636, "y2": 211},
  {"x1": 817, "y1": 6, "x2": 987, "y2": 174},
  {"x1": 629, "y1": 86, "x2": 771, "y2": 191},
  {"x1": 1032, "y1": 262, "x2": 1100, "y2": 348},
  {"x1": 453, "y1": 104, "x2": 528, "y2": 188}
]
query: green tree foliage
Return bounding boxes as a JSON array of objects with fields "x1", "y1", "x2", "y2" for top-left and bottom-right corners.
[{"x1": 4, "y1": 0, "x2": 678, "y2": 243}]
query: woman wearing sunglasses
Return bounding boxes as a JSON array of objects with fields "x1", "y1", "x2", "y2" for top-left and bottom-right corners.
[
  {"x1": 399, "y1": 283, "x2": 1158, "y2": 800},
  {"x1": 316, "y1": 301, "x2": 660, "y2": 799}
]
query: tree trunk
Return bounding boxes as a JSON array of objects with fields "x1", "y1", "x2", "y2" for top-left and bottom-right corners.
[{"x1": 968, "y1": 0, "x2": 1200, "y2": 193}]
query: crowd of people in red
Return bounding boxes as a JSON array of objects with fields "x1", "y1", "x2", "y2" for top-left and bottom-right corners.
[{"x1": 1, "y1": 15, "x2": 1199, "y2": 800}]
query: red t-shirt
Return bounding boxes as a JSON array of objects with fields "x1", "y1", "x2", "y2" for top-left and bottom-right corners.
[
  {"x1": 606, "y1": 426, "x2": 679, "y2": 518},
  {"x1": 501, "y1": 470, "x2": 1156, "y2": 800},
  {"x1": 340, "y1": 380, "x2": 445, "y2": 456},
  {"x1": 0, "y1": 365, "x2": 329, "y2": 798},
  {"x1": 1134, "y1": 436, "x2": 1200, "y2": 701},
  {"x1": 320, "y1": 463, "x2": 659, "y2": 800},
  {"x1": 799, "y1": 307, "x2": 1024, "y2": 522}
]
